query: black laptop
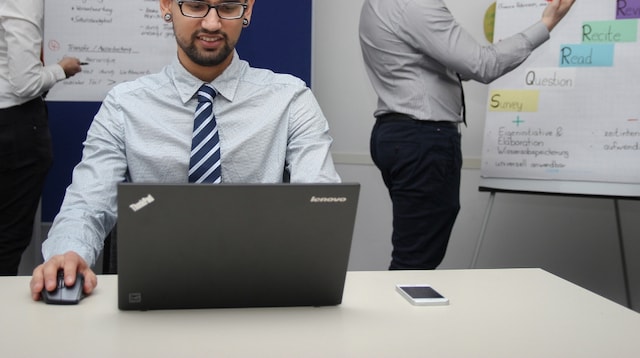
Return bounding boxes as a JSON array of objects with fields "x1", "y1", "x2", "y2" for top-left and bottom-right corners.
[{"x1": 116, "y1": 183, "x2": 360, "y2": 310}]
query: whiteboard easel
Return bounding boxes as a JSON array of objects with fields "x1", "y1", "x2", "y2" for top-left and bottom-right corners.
[{"x1": 470, "y1": 188, "x2": 636, "y2": 310}]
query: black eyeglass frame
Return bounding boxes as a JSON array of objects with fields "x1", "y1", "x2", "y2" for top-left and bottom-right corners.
[{"x1": 176, "y1": 1, "x2": 248, "y2": 20}]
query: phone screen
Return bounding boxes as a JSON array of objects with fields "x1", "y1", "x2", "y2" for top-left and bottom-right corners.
[
  {"x1": 400, "y1": 286, "x2": 444, "y2": 299},
  {"x1": 396, "y1": 284, "x2": 449, "y2": 305}
]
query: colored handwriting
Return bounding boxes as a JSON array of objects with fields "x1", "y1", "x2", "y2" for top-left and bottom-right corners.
[
  {"x1": 523, "y1": 68, "x2": 576, "y2": 89},
  {"x1": 617, "y1": 0, "x2": 640, "y2": 19},
  {"x1": 489, "y1": 90, "x2": 540, "y2": 112},
  {"x1": 559, "y1": 44, "x2": 615, "y2": 67},
  {"x1": 582, "y1": 20, "x2": 638, "y2": 43}
]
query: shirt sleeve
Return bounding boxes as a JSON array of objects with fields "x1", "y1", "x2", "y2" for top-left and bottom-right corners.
[
  {"x1": 398, "y1": 0, "x2": 550, "y2": 84},
  {"x1": 285, "y1": 87, "x2": 341, "y2": 183},
  {"x1": 2, "y1": 1, "x2": 66, "y2": 99},
  {"x1": 42, "y1": 92, "x2": 127, "y2": 266}
]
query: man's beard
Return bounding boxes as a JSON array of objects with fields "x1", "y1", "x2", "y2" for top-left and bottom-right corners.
[{"x1": 179, "y1": 32, "x2": 234, "y2": 67}]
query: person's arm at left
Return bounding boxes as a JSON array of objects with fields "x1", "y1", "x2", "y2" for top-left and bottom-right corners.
[
  {"x1": 285, "y1": 87, "x2": 341, "y2": 183},
  {"x1": 3, "y1": 2, "x2": 81, "y2": 98}
]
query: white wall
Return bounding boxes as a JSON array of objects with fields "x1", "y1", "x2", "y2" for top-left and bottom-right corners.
[{"x1": 313, "y1": 0, "x2": 640, "y2": 311}]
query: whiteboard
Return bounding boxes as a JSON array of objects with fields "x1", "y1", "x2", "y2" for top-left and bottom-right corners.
[
  {"x1": 43, "y1": 0, "x2": 175, "y2": 101},
  {"x1": 480, "y1": 0, "x2": 640, "y2": 197}
]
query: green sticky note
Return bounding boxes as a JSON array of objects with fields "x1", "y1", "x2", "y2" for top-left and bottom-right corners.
[{"x1": 582, "y1": 19, "x2": 638, "y2": 43}]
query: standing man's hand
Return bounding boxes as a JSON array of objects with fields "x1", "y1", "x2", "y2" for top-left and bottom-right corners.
[
  {"x1": 30, "y1": 251, "x2": 97, "y2": 301},
  {"x1": 542, "y1": 0, "x2": 576, "y2": 32},
  {"x1": 58, "y1": 56, "x2": 83, "y2": 78}
]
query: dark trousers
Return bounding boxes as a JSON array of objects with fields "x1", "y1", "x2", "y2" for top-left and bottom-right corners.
[
  {"x1": 370, "y1": 114, "x2": 462, "y2": 270},
  {"x1": 0, "y1": 97, "x2": 53, "y2": 275}
]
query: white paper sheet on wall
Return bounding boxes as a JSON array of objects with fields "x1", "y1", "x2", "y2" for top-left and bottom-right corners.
[
  {"x1": 481, "y1": 0, "x2": 640, "y2": 185},
  {"x1": 43, "y1": 0, "x2": 176, "y2": 102}
]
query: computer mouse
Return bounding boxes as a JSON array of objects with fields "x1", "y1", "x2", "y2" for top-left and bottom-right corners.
[{"x1": 41, "y1": 270, "x2": 85, "y2": 305}]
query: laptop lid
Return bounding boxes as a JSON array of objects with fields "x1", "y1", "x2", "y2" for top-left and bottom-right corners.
[{"x1": 116, "y1": 183, "x2": 359, "y2": 310}]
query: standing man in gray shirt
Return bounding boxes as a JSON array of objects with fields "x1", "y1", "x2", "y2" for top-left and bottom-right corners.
[
  {"x1": 31, "y1": 0, "x2": 340, "y2": 300},
  {"x1": 359, "y1": 0, "x2": 575, "y2": 269}
]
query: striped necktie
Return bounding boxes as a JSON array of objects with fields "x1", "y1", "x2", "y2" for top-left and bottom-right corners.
[{"x1": 188, "y1": 84, "x2": 221, "y2": 183}]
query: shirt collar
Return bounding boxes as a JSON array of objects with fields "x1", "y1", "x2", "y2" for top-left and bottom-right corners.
[{"x1": 171, "y1": 50, "x2": 245, "y2": 104}]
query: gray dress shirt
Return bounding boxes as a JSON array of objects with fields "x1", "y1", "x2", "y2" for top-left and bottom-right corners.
[
  {"x1": 43, "y1": 52, "x2": 340, "y2": 265},
  {"x1": 359, "y1": 0, "x2": 550, "y2": 122}
]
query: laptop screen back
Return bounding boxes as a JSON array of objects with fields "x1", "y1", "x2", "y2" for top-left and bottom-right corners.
[{"x1": 116, "y1": 183, "x2": 359, "y2": 310}]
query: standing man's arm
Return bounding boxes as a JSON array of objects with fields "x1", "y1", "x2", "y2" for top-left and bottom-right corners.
[{"x1": 398, "y1": 0, "x2": 575, "y2": 83}]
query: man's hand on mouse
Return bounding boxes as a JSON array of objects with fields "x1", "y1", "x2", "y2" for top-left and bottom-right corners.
[{"x1": 30, "y1": 251, "x2": 98, "y2": 301}]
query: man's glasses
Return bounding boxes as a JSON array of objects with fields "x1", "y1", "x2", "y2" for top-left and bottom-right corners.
[{"x1": 177, "y1": 1, "x2": 247, "y2": 20}]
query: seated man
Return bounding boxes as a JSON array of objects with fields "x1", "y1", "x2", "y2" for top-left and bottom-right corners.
[{"x1": 30, "y1": 0, "x2": 340, "y2": 300}]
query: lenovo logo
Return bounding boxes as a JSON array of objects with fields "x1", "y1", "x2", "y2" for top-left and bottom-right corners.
[
  {"x1": 310, "y1": 196, "x2": 347, "y2": 203},
  {"x1": 129, "y1": 194, "x2": 155, "y2": 212}
]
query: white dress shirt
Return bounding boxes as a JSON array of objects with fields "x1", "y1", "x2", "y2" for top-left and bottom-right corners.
[
  {"x1": 43, "y1": 52, "x2": 341, "y2": 266},
  {"x1": 0, "y1": 0, "x2": 65, "y2": 108}
]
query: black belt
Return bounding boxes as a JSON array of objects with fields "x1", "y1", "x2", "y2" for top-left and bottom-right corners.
[
  {"x1": 0, "y1": 96, "x2": 45, "y2": 112},
  {"x1": 376, "y1": 113, "x2": 459, "y2": 128}
]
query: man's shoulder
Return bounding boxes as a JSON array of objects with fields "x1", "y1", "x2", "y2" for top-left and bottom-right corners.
[{"x1": 242, "y1": 65, "x2": 307, "y2": 88}]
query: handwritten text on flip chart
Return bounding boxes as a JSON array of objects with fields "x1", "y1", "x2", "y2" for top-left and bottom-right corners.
[
  {"x1": 617, "y1": 0, "x2": 640, "y2": 19},
  {"x1": 483, "y1": 0, "x2": 640, "y2": 183},
  {"x1": 559, "y1": 44, "x2": 615, "y2": 67},
  {"x1": 488, "y1": 90, "x2": 540, "y2": 112},
  {"x1": 44, "y1": 0, "x2": 175, "y2": 101},
  {"x1": 582, "y1": 20, "x2": 638, "y2": 43}
]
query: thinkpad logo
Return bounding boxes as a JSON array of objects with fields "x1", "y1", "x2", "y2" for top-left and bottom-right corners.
[
  {"x1": 129, "y1": 194, "x2": 155, "y2": 212},
  {"x1": 310, "y1": 196, "x2": 347, "y2": 203}
]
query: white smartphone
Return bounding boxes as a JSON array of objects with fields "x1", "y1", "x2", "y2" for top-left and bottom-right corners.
[{"x1": 396, "y1": 284, "x2": 449, "y2": 306}]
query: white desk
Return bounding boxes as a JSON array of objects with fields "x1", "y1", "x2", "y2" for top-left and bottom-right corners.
[{"x1": 2, "y1": 269, "x2": 639, "y2": 357}]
